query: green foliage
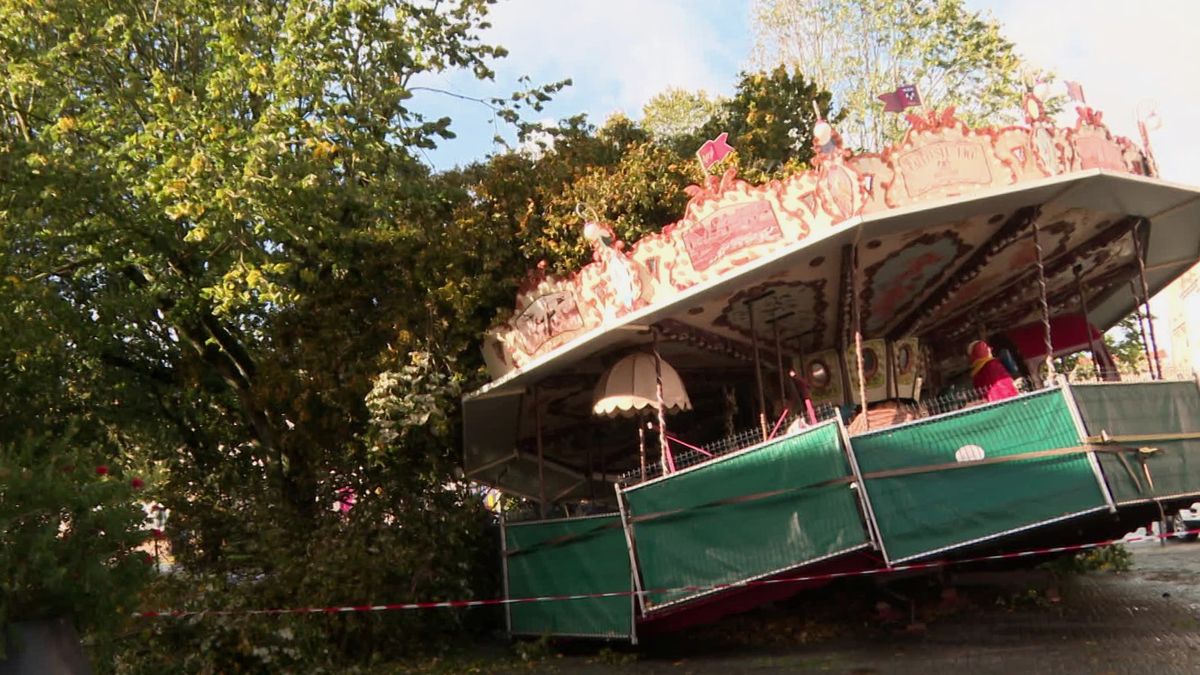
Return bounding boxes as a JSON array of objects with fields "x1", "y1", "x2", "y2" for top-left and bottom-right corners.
[
  {"x1": 452, "y1": 68, "x2": 832, "y2": 277},
  {"x1": 0, "y1": 0, "x2": 836, "y2": 667},
  {"x1": 114, "y1": 496, "x2": 501, "y2": 672},
  {"x1": 513, "y1": 634, "x2": 555, "y2": 662},
  {"x1": 0, "y1": 429, "x2": 152, "y2": 657},
  {"x1": 641, "y1": 88, "x2": 722, "y2": 143},
  {"x1": 1105, "y1": 314, "x2": 1152, "y2": 374},
  {"x1": 701, "y1": 66, "x2": 831, "y2": 180},
  {"x1": 752, "y1": 0, "x2": 1031, "y2": 149},
  {"x1": 0, "y1": 0, "x2": 543, "y2": 668},
  {"x1": 1042, "y1": 544, "x2": 1133, "y2": 576}
]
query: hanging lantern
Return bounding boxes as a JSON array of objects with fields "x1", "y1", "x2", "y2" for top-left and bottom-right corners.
[{"x1": 592, "y1": 352, "x2": 692, "y2": 418}]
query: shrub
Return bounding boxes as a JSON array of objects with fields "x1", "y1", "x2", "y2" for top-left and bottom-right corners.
[{"x1": 0, "y1": 430, "x2": 153, "y2": 659}]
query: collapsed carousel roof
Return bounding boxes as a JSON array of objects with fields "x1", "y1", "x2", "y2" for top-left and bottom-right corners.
[{"x1": 463, "y1": 102, "x2": 1200, "y2": 501}]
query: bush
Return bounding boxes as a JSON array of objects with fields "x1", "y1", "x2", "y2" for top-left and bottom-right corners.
[
  {"x1": 0, "y1": 429, "x2": 153, "y2": 659},
  {"x1": 1042, "y1": 544, "x2": 1133, "y2": 575},
  {"x1": 110, "y1": 491, "x2": 502, "y2": 673}
]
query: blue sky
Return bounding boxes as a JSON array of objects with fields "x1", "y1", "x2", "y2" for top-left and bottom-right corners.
[{"x1": 413, "y1": 0, "x2": 1200, "y2": 186}]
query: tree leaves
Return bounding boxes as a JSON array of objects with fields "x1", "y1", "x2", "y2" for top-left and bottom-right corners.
[{"x1": 752, "y1": 0, "x2": 1029, "y2": 149}]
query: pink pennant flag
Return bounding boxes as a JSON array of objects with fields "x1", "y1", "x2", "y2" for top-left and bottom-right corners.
[
  {"x1": 1065, "y1": 80, "x2": 1086, "y2": 104},
  {"x1": 696, "y1": 132, "x2": 733, "y2": 170},
  {"x1": 877, "y1": 84, "x2": 921, "y2": 113}
]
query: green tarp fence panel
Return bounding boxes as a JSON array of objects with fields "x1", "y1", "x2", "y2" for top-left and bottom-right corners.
[
  {"x1": 1070, "y1": 381, "x2": 1200, "y2": 504},
  {"x1": 504, "y1": 514, "x2": 633, "y2": 639},
  {"x1": 851, "y1": 388, "x2": 1109, "y2": 563},
  {"x1": 621, "y1": 421, "x2": 870, "y2": 612}
]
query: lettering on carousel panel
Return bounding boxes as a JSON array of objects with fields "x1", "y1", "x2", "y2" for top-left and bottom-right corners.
[
  {"x1": 1074, "y1": 135, "x2": 1126, "y2": 171},
  {"x1": 897, "y1": 141, "x2": 993, "y2": 199},
  {"x1": 682, "y1": 200, "x2": 783, "y2": 272},
  {"x1": 513, "y1": 290, "x2": 584, "y2": 355}
]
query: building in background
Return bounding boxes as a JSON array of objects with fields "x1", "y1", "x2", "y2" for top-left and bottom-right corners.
[{"x1": 1160, "y1": 263, "x2": 1200, "y2": 374}]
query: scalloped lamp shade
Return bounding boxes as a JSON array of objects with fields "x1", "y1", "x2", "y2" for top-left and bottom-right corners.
[{"x1": 592, "y1": 351, "x2": 692, "y2": 418}]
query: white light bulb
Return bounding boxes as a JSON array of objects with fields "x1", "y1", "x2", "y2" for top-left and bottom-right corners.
[{"x1": 813, "y1": 121, "x2": 833, "y2": 146}]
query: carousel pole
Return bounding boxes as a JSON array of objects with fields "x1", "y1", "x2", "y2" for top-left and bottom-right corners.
[
  {"x1": 534, "y1": 386, "x2": 546, "y2": 519},
  {"x1": 794, "y1": 335, "x2": 818, "y2": 425},
  {"x1": 852, "y1": 245, "x2": 870, "y2": 429},
  {"x1": 747, "y1": 300, "x2": 769, "y2": 441},
  {"x1": 773, "y1": 315, "x2": 787, "y2": 412},
  {"x1": 1031, "y1": 218, "x2": 1057, "y2": 384},
  {"x1": 1130, "y1": 280, "x2": 1154, "y2": 377},
  {"x1": 1073, "y1": 264, "x2": 1102, "y2": 380},
  {"x1": 587, "y1": 446, "x2": 595, "y2": 502},
  {"x1": 651, "y1": 327, "x2": 672, "y2": 475},
  {"x1": 638, "y1": 424, "x2": 647, "y2": 484},
  {"x1": 1132, "y1": 220, "x2": 1164, "y2": 379}
]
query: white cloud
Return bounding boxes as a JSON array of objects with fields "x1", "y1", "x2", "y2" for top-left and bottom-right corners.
[
  {"x1": 482, "y1": 0, "x2": 744, "y2": 118},
  {"x1": 985, "y1": 0, "x2": 1200, "y2": 185}
]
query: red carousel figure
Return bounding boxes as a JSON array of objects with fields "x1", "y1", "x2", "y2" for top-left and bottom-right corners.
[{"x1": 968, "y1": 340, "x2": 1019, "y2": 403}]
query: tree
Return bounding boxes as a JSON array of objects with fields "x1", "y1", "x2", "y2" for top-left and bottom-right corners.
[
  {"x1": 641, "y1": 88, "x2": 722, "y2": 143},
  {"x1": 751, "y1": 0, "x2": 1027, "y2": 149},
  {"x1": 702, "y1": 66, "x2": 833, "y2": 179},
  {"x1": 1105, "y1": 314, "x2": 1152, "y2": 374},
  {"x1": 0, "y1": 0, "x2": 561, "y2": 666},
  {"x1": 452, "y1": 68, "x2": 833, "y2": 279}
]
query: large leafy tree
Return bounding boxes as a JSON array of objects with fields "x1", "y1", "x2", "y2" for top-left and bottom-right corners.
[
  {"x1": 751, "y1": 0, "x2": 1028, "y2": 149},
  {"x1": 0, "y1": 0, "x2": 562, "y2": 665}
]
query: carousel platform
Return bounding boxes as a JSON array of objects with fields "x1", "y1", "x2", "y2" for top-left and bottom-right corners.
[
  {"x1": 471, "y1": 97, "x2": 1200, "y2": 640},
  {"x1": 501, "y1": 379, "x2": 1200, "y2": 641}
]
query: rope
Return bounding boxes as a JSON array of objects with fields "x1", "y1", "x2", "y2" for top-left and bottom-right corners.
[
  {"x1": 1132, "y1": 220, "x2": 1163, "y2": 380},
  {"x1": 133, "y1": 527, "x2": 1200, "y2": 619},
  {"x1": 1031, "y1": 218, "x2": 1056, "y2": 383},
  {"x1": 1072, "y1": 264, "x2": 1102, "y2": 380},
  {"x1": 852, "y1": 246, "x2": 870, "y2": 428},
  {"x1": 1130, "y1": 280, "x2": 1155, "y2": 378},
  {"x1": 651, "y1": 328, "x2": 673, "y2": 475}
]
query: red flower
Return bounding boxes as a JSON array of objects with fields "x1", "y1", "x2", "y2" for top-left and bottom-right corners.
[
  {"x1": 151, "y1": 528, "x2": 165, "y2": 540},
  {"x1": 131, "y1": 477, "x2": 145, "y2": 490},
  {"x1": 95, "y1": 465, "x2": 109, "y2": 476}
]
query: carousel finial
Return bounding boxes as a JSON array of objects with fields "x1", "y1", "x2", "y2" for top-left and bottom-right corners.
[
  {"x1": 1021, "y1": 69, "x2": 1052, "y2": 124},
  {"x1": 811, "y1": 100, "x2": 839, "y2": 156}
]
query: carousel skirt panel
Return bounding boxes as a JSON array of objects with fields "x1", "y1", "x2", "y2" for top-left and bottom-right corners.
[
  {"x1": 504, "y1": 514, "x2": 634, "y2": 639},
  {"x1": 851, "y1": 388, "x2": 1111, "y2": 563},
  {"x1": 1071, "y1": 380, "x2": 1200, "y2": 505},
  {"x1": 620, "y1": 421, "x2": 871, "y2": 613}
]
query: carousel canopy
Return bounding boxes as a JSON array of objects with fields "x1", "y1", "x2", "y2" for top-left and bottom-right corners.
[{"x1": 463, "y1": 105, "x2": 1200, "y2": 500}]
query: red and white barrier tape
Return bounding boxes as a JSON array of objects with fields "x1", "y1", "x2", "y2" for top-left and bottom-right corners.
[{"x1": 133, "y1": 527, "x2": 1199, "y2": 619}]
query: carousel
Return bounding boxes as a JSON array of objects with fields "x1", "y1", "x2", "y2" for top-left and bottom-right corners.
[{"x1": 462, "y1": 90, "x2": 1200, "y2": 641}]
